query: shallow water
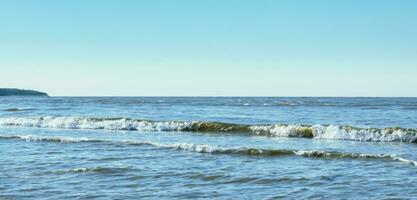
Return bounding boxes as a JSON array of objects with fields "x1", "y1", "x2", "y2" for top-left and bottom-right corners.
[{"x1": 1, "y1": 97, "x2": 416, "y2": 199}]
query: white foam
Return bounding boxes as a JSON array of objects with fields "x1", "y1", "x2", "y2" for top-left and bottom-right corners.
[
  {"x1": 250, "y1": 124, "x2": 417, "y2": 143},
  {"x1": 124, "y1": 140, "x2": 228, "y2": 154},
  {"x1": 0, "y1": 117, "x2": 193, "y2": 132},
  {"x1": 391, "y1": 156, "x2": 417, "y2": 166},
  {"x1": 0, "y1": 134, "x2": 94, "y2": 143},
  {"x1": 294, "y1": 150, "x2": 332, "y2": 157},
  {"x1": 250, "y1": 125, "x2": 311, "y2": 137},
  {"x1": 294, "y1": 150, "x2": 417, "y2": 166}
]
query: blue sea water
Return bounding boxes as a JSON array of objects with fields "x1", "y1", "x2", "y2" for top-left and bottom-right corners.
[{"x1": 0, "y1": 97, "x2": 417, "y2": 199}]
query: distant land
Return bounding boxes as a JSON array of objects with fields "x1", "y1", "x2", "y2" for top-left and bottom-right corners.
[{"x1": 0, "y1": 88, "x2": 48, "y2": 96}]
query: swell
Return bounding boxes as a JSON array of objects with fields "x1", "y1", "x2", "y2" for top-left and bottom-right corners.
[
  {"x1": 0, "y1": 116, "x2": 416, "y2": 143},
  {"x1": 2, "y1": 108, "x2": 37, "y2": 112},
  {"x1": 122, "y1": 141, "x2": 417, "y2": 166},
  {"x1": 52, "y1": 166, "x2": 133, "y2": 174},
  {"x1": 2, "y1": 134, "x2": 416, "y2": 166}
]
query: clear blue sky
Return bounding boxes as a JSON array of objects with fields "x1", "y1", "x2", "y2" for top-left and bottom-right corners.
[{"x1": 1, "y1": 0, "x2": 416, "y2": 96}]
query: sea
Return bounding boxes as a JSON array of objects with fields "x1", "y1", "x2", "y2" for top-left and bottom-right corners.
[{"x1": 0, "y1": 97, "x2": 416, "y2": 199}]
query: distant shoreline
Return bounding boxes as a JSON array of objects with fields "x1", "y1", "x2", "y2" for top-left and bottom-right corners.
[{"x1": 0, "y1": 88, "x2": 48, "y2": 96}]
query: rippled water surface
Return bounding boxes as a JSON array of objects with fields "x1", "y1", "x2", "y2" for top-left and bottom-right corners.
[{"x1": 1, "y1": 97, "x2": 417, "y2": 199}]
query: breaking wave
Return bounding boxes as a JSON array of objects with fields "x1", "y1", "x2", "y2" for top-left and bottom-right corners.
[
  {"x1": 2, "y1": 134, "x2": 416, "y2": 166},
  {"x1": 0, "y1": 116, "x2": 416, "y2": 143},
  {"x1": 127, "y1": 141, "x2": 417, "y2": 166}
]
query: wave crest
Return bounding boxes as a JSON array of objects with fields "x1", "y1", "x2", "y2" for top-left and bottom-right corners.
[
  {"x1": 2, "y1": 134, "x2": 416, "y2": 166},
  {"x1": 0, "y1": 116, "x2": 416, "y2": 143}
]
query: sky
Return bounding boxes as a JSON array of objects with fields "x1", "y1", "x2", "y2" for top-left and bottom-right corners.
[{"x1": 0, "y1": 0, "x2": 416, "y2": 96}]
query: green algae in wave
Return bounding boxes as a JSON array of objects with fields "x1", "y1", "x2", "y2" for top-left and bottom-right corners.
[
  {"x1": 251, "y1": 125, "x2": 315, "y2": 138},
  {"x1": 186, "y1": 121, "x2": 251, "y2": 132},
  {"x1": 228, "y1": 148, "x2": 294, "y2": 156},
  {"x1": 299, "y1": 127, "x2": 314, "y2": 138}
]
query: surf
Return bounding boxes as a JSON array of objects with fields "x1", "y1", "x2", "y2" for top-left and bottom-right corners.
[
  {"x1": 2, "y1": 134, "x2": 416, "y2": 166},
  {"x1": 0, "y1": 116, "x2": 416, "y2": 143}
]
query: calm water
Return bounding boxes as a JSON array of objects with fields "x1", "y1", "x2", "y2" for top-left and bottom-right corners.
[{"x1": 1, "y1": 97, "x2": 417, "y2": 199}]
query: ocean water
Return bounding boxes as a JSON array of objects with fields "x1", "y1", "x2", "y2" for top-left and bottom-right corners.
[{"x1": 1, "y1": 97, "x2": 417, "y2": 199}]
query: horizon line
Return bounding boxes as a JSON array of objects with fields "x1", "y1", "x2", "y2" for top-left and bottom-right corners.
[{"x1": 41, "y1": 95, "x2": 417, "y2": 98}]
